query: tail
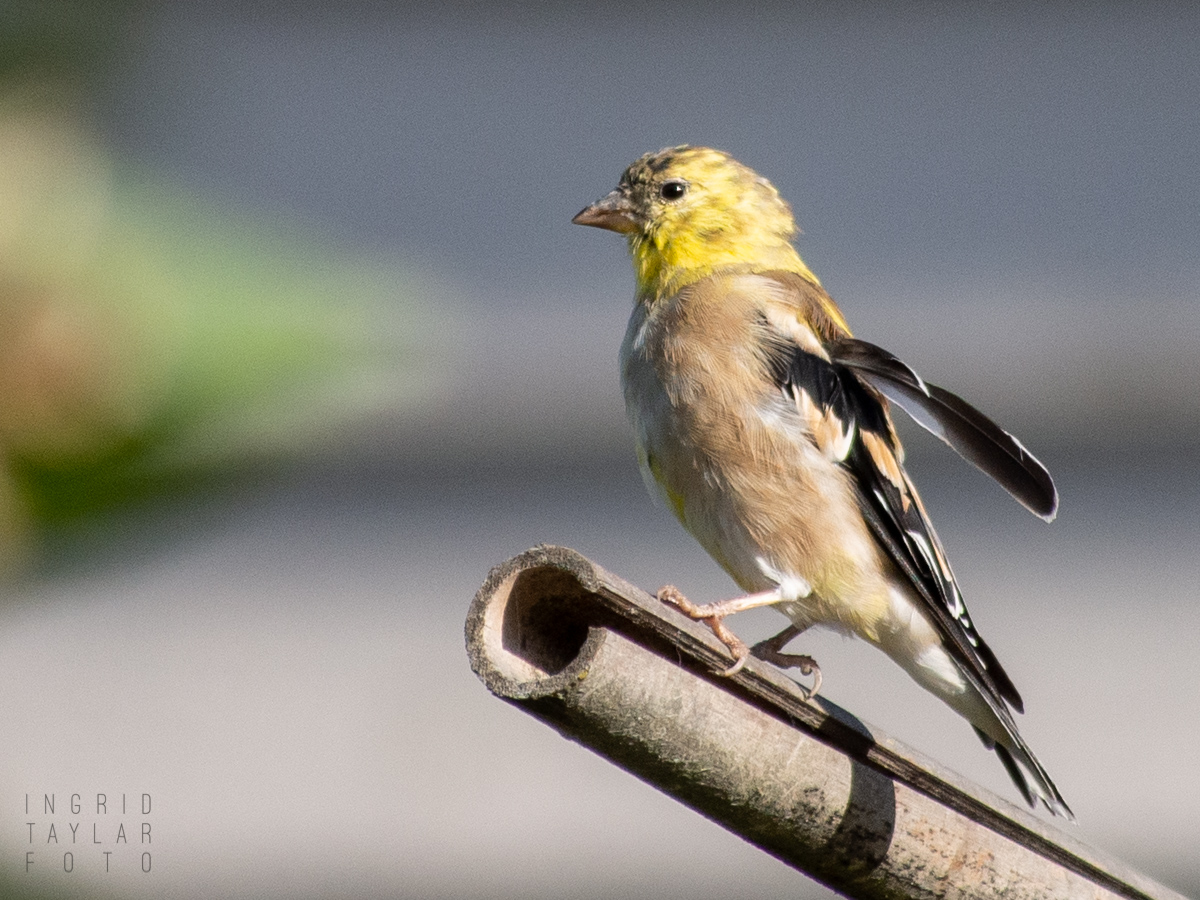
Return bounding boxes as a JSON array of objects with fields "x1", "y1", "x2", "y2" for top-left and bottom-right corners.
[
  {"x1": 948, "y1": 667, "x2": 1074, "y2": 819},
  {"x1": 973, "y1": 725, "x2": 1074, "y2": 820},
  {"x1": 895, "y1": 634, "x2": 1074, "y2": 818},
  {"x1": 871, "y1": 587, "x2": 1072, "y2": 818}
]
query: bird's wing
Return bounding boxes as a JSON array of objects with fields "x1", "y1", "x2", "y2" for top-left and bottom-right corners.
[
  {"x1": 751, "y1": 272, "x2": 1058, "y2": 522},
  {"x1": 829, "y1": 338, "x2": 1058, "y2": 521},
  {"x1": 755, "y1": 298, "x2": 1024, "y2": 714},
  {"x1": 753, "y1": 273, "x2": 1072, "y2": 817}
]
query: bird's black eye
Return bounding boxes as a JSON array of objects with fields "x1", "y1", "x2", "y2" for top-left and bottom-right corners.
[{"x1": 659, "y1": 179, "x2": 688, "y2": 201}]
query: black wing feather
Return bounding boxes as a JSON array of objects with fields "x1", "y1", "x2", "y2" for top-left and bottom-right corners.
[
  {"x1": 853, "y1": 454, "x2": 1025, "y2": 712},
  {"x1": 830, "y1": 338, "x2": 1058, "y2": 521},
  {"x1": 762, "y1": 338, "x2": 1023, "y2": 712},
  {"x1": 760, "y1": 318, "x2": 1071, "y2": 817}
]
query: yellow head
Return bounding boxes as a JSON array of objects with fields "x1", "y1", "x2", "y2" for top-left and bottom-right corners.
[{"x1": 573, "y1": 146, "x2": 820, "y2": 301}]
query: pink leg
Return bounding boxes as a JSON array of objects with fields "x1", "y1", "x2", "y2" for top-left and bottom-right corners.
[{"x1": 657, "y1": 585, "x2": 755, "y2": 675}]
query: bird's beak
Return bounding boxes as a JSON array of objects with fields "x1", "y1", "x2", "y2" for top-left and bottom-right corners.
[{"x1": 572, "y1": 189, "x2": 640, "y2": 234}]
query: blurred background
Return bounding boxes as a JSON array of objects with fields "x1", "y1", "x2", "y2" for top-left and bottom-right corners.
[{"x1": 0, "y1": 1, "x2": 1197, "y2": 897}]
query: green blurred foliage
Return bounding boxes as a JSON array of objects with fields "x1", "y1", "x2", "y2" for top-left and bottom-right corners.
[
  {"x1": 0, "y1": 3, "x2": 444, "y2": 571},
  {"x1": 0, "y1": 0, "x2": 146, "y2": 84}
]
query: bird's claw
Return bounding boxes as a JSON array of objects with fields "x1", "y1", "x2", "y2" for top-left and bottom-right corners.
[
  {"x1": 657, "y1": 584, "x2": 696, "y2": 615},
  {"x1": 658, "y1": 585, "x2": 819, "y2": 694},
  {"x1": 658, "y1": 585, "x2": 750, "y2": 677},
  {"x1": 749, "y1": 636, "x2": 823, "y2": 700}
]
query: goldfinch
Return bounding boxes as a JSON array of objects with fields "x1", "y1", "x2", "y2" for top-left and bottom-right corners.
[{"x1": 572, "y1": 145, "x2": 1072, "y2": 819}]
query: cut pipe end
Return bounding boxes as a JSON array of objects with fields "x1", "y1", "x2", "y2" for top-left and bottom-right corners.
[{"x1": 466, "y1": 545, "x2": 602, "y2": 698}]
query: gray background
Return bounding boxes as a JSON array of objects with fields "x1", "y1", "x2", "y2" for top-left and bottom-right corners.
[{"x1": 3, "y1": 2, "x2": 1198, "y2": 897}]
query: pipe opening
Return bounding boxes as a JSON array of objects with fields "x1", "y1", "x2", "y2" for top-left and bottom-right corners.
[{"x1": 499, "y1": 565, "x2": 592, "y2": 676}]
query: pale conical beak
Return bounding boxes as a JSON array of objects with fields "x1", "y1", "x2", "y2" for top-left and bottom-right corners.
[{"x1": 572, "y1": 189, "x2": 640, "y2": 234}]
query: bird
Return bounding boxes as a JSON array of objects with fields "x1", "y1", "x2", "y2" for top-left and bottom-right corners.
[{"x1": 572, "y1": 145, "x2": 1072, "y2": 819}]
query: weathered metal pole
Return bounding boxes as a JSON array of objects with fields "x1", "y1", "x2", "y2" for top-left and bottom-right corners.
[{"x1": 466, "y1": 545, "x2": 1182, "y2": 900}]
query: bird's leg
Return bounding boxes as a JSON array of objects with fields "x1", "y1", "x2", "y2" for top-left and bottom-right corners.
[
  {"x1": 750, "y1": 624, "x2": 822, "y2": 699},
  {"x1": 749, "y1": 622, "x2": 805, "y2": 657},
  {"x1": 657, "y1": 585, "x2": 785, "y2": 676}
]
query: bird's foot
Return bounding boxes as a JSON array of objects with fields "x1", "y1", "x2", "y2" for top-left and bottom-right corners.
[
  {"x1": 658, "y1": 585, "x2": 751, "y2": 676},
  {"x1": 750, "y1": 626, "x2": 822, "y2": 700}
]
